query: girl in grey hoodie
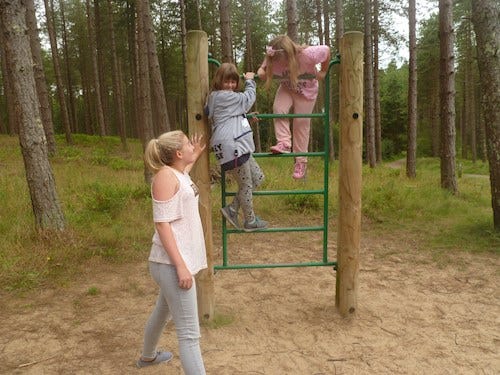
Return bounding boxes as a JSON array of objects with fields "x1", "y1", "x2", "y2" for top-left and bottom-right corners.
[{"x1": 206, "y1": 63, "x2": 267, "y2": 231}]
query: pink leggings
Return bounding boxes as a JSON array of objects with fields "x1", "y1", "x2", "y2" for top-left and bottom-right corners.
[{"x1": 273, "y1": 85, "x2": 317, "y2": 163}]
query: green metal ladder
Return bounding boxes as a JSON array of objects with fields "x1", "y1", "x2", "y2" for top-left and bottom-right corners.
[{"x1": 208, "y1": 57, "x2": 340, "y2": 270}]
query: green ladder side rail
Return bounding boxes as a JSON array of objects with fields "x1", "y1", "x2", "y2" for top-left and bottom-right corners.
[{"x1": 209, "y1": 56, "x2": 340, "y2": 270}]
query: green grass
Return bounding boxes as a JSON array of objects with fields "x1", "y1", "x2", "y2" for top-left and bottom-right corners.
[
  {"x1": 362, "y1": 157, "x2": 498, "y2": 253},
  {"x1": 0, "y1": 134, "x2": 497, "y2": 294}
]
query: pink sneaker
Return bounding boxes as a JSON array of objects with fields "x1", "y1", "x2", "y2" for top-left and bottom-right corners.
[
  {"x1": 292, "y1": 161, "x2": 307, "y2": 179},
  {"x1": 270, "y1": 142, "x2": 291, "y2": 154}
]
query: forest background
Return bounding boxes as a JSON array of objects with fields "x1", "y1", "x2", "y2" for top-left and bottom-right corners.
[
  {"x1": 0, "y1": 0, "x2": 493, "y2": 162},
  {"x1": 0, "y1": 0, "x2": 498, "y2": 284}
]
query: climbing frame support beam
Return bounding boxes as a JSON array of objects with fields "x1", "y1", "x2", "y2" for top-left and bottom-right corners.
[
  {"x1": 336, "y1": 31, "x2": 364, "y2": 317},
  {"x1": 186, "y1": 30, "x2": 215, "y2": 322}
]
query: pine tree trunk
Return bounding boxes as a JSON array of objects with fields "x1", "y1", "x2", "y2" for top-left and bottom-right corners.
[
  {"x1": 364, "y1": 0, "x2": 376, "y2": 167},
  {"x1": 323, "y1": 0, "x2": 330, "y2": 46},
  {"x1": 373, "y1": 0, "x2": 381, "y2": 164},
  {"x1": 439, "y1": 0, "x2": 458, "y2": 194},
  {"x1": 25, "y1": 0, "x2": 56, "y2": 155},
  {"x1": 219, "y1": 0, "x2": 232, "y2": 63},
  {"x1": 407, "y1": 0, "x2": 417, "y2": 178},
  {"x1": 142, "y1": 0, "x2": 170, "y2": 135},
  {"x1": 136, "y1": 0, "x2": 155, "y2": 183},
  {"x1": 0, "y1": 37, "x2": 18, "y2": 135},
  {"x1": 126, "y1": 0, "x2": 139, "y2": 138},
  {"x1": 331, "y1": 0, "x2": 344, "y2": 160},
  {"x1": 431, "y1": 77, "x2": 440, "y2": 156},
  {"x1": 243, "y1": 0, "x2": 261, "y2": 152},
  {"x1": 60, "y1": 0, "x2": 77, "y2": 133},
  {"x1": 179, "y1": 0, "x2": 188, "y2": 131},
  {"x1": 0, "y1": 0, "x2": 65, "y2": 231},
  {"x1": 461, "y1": 80, "x2": 468, "y2": 158},
  {"x1": 86, "y1": 0, "x2": 106, "y2": 136},
  {"x1": 43, "y1": 0, "x2": 72, "y2": 143},
  {"x1": 107, "y1": 0, "x2": 128, "y2": 149},
  {"x1": 475, "y1": 79, "x2": 486, "y2": 162},
  {"x1": 315, "y1": 0, "x2": 323, "y2": 44},
  {"x1": 465, "y1": 19, "x2": 477, "y2": 162},
  {"x1": 286, "y1": 0, "x2": 298, "y2": 42},
  {"x1": 471, "y1": 0, "x2": 500, "y2": 230}
]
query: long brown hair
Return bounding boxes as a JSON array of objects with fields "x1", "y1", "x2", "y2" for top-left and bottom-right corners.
[
  {"x1": 211, "y1": 62, "x2": 240, "y2": 91},
  {"x1": 264, "y1": 35, "x2": 306, "y2": 90}
]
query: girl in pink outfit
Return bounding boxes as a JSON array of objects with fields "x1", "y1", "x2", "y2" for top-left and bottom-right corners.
[{"x1": 257, "y1": 35, "x2": 330, "y2": 179}]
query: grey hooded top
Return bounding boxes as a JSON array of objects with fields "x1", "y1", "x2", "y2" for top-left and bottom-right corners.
[{"x1": 206, "y1": 79, "x2": 256, "y2": 166}]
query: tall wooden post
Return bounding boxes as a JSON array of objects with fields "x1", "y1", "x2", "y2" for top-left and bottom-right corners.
[
  {"x1": 336, "y1": 32, "x2": 363, "y2": 317},
  {"x1": 186, "y1": 30, "x2": 215, "y2": 322}
]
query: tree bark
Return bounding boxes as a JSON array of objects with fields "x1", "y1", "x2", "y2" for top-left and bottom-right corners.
[
  {"x1": 94, "y1": 0, "x2": 110, "y2": 133},
  {"x1": 373, "y1": 0, "x2": 381, "y2": 164},
  {"x1": 0, "y1": 25, "x2": 18, "y2": 135},
  {"x1": 364, "y1": 0, "x2": 376, "y2": 167},
  {"x1": 315, "y1": 0, "x2": 323, "y2": 44},
  {"x1": 465, "y1": 18, "x2": 477, "y2": 162},
  {"x1": 136, "y1": 0, "x2": 155, "y2": 182},
  {"x1": 25, "y1": 0, "x2": 56, "y2": 155},
  {"x1": 431, "y1": 76, "x2": 440, "y2": 156},
  {"x1": 142, "y1": 0, "x2": 170, "y2": 135},
  {"x1": 179, "y1": 0, "x2": 188, "y2": 131},
  {"x1": 60, "y1": 0, "x2": 77, "y2": 133},
  {"x1": 286, "y1": 0, "x2": 298, "y2": 42},
  {"x1": 43, "y1": 0, "x2": 72, "y2": 143},
  {"x1": 471, "y1": 0, "x2": 500, "y2": 230},
  {"x1": 407, "y1": 0, "x2": 417, "y2": 178},
  {"x1": 86, "y1": 0, "x2": 106, "y2": 136},
  {"x1": 0, "y1": 0, "x2": 65, "y2": 231},
  {"x1": 107, "y1": 0, "x2": 128, "y2": 149},
  {"x1": 439, "y1": 0, "x2": 458, "y2": 194},
  {"x1": 242, "y1": 0, "x2": 261, "y2": 152},
  {"x1": 219, "y1": 0, "x2": 233, "y2": 63}
]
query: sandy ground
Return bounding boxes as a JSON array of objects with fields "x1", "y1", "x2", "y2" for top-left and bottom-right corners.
[{"x1": 1, "y1": 230, "x2": 498, "y2": 375}]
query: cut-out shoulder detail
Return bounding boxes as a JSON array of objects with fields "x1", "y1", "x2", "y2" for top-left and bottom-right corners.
[{"x1": 151, "y1": 166, "x2": 180, "y2": 201}]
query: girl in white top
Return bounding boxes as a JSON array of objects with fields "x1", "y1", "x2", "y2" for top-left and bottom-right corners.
[{"x1": 137, "y1": 130, "x2": 207, "y2": 374}]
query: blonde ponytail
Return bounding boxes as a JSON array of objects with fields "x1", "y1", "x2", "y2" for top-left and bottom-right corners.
[{"x1": 143, "y1": 130, "x2": 185, "y2": 174}]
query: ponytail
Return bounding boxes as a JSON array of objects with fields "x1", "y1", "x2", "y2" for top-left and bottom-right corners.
[{"x1": 143, "y1": 130, "x2": 185, "y2": 174}]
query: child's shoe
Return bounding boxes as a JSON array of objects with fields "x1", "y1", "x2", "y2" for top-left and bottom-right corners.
[
  {"x1": 243, "y1": 217, "x2": 268, "y2": 232},
  {"x1": 136, "y1": 351, "x2": 173, "y2": 368},
  {"x1": 270, "y1": 142, "x2": 291, "y2": 154},
  {"x1": 292, "y1": 161, "x2": 307, "y2": 179},
  {"x1": 221, "y1": 206, "x2": 240, "y2": 229}
]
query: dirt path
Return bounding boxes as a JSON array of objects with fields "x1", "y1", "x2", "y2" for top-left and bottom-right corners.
[{"x1": 1, "y1": 233, "x2": 498, "y2": 375}]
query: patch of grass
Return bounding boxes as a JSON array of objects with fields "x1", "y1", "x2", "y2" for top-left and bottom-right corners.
[
  {"x1": 0, "y1": 135, "x2": 497, "y2": 294},
  {"x1": 363, "y1": 158, "x2": 498, "y2": 254},
  {"x1": 87, "y1": 286, "x2": 100, "y2": 296},
  {"x1": 201, "y1": 312, "x2": 235, "y2": 329}
]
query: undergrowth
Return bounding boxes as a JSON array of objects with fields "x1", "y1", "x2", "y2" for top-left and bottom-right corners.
[{"x1": 0, "y1": 134, "x2": 497, "y2": 294}]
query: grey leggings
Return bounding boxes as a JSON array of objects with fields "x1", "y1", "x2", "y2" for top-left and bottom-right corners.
[
  {"x1": 227, "y1": 155, "x2": 265, "y2": 223},
  {"x1": 141, "y1": 262, "x2": 206, "y2": 375}
]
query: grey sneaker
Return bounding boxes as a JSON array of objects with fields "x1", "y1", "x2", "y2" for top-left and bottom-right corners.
[
  {"x1": 136, "y1": 351, "x2": 173, "y2": 368},
  {"x1": 221, "y1": 206, "x2": 240, "y2": 229},
  {"x1": 243, "y1": 216, "x2": 268, "y2": 232}
]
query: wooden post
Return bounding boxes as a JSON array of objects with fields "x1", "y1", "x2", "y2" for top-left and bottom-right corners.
[
  {"x1": 186, "y1": 30, "x2": 215, "y2": 322},
  {"x1": 336, "y1": 31, "x2": 363, "y2": 317}
]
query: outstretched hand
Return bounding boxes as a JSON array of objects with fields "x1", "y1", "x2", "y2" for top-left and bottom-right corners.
[{"x1": 191, "y1": 133, "x2": 206, "y2": 159}]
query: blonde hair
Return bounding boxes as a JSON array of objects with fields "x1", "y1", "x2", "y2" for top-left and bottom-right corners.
[
  {"x1": 144, "y1": 130, "x2": 185, "y2": 174},
  {"x1": 211, "y1": 62, "x2": 240, "y2": 91},
  {"x1": 264, "y1": 35, "x2": 305, "y2": 90}
]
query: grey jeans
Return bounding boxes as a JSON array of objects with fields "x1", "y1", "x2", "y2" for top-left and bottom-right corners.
[{"x1": 141, "y1": 262, "x2": 206, "y2": 375}]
